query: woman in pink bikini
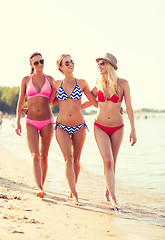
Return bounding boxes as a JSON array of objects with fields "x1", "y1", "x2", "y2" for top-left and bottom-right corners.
[
  {"x1": 15, "y1": 52, "x2": 56, "y2": 198},
  {"x1": 82, "y1": 53, "x2": 137, "y2": 210}
]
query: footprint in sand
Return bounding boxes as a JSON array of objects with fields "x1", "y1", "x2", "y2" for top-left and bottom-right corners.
[
  {"x1": 0, "y1": 194, "x2": 9, "y2": 199},
  {"x1": 14, "y1": 196, "x2": 21, "y2": 200},
  {"x1": 27, "y1": 218, "x2": 43, "y2": 224},
  {"x1": 9, "y1": 229, "x2": 24, "y2": 234},
  {"x1": 24, "y1": 209, "x2": 32, "y2": 212}
]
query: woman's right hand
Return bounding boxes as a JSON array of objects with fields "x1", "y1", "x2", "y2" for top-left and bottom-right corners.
[
  {"x1": 15, "y1": 123, "x2": 22, "y2": 136},
  {"x1": 22, "y1": 108, "x2": 28, "y2": 115},
  {"x1": 120, "y1": 107, "x2": 123, "y2": 115}
]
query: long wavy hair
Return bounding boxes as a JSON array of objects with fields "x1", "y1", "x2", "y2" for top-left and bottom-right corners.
[{"x1": 97, "y1": 63, "x2": 121, "y2": 100}]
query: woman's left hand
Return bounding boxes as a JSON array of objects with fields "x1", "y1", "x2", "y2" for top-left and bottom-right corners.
[{"x1": 130, "y1": 129, "x2": 137, "y2": 146}]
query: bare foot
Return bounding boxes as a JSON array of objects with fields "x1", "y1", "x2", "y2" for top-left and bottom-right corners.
[
  {"x1": 111, "y1": 205, "x2": 120, "y2": 211},
  {"x1": 37, "y1": 190, "x2": 45, "y2": 198},
  {"x1": 72, "y1": 196, "x2": 81, "y2": 206},
  {"x1": 111, "y1": 200, "x2": 119, "y2": 210}
]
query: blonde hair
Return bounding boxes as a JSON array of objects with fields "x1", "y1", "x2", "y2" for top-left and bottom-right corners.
[
  {"x1": 97, "y1": 63, "x2": 121, "y2": 100},
  {"x1": 56, "y1": 54, "x2": 71, "y2": 73}
]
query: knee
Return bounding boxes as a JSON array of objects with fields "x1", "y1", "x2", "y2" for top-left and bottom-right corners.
[
  {"x1": 74, "y1": 156, "x2": 80, "y2": 165},
  {"x1": 31, "y1": 153, "x2": 40, "y2": 162},
  {"x1": 64, "y1": 154, "x2": 73, "y2": 166},
  {"x1": 40, "y1": 153, "x2": 48, "y2": 163},
  {"x1": 103, "y1": 157, "x2": 114, "y2": 170}
]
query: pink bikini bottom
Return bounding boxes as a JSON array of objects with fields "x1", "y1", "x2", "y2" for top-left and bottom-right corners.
[
  {"x1": 26, "y1": 117, "x2": 54, "y2": 131},
  {"x1": 94, "y1": 122, "x2": 124, "y2": 136}
]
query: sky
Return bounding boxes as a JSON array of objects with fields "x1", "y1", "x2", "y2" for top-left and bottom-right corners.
[{"x1": 0, "y1": 0, "x2": 165, "y2": 110}]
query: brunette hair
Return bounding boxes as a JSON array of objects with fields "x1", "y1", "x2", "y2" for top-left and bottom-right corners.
[
  {"x1": 56, "y1": 54, "x2": 71, "y2": 73},
  {"x1": 29, "y1": 52, "x2": 42, "y2": 75}
]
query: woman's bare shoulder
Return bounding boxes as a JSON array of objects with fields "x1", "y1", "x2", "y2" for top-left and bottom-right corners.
[
  {"x1": 46, "y1": 75, "x2": 54, "y2": 83},
  {"x1": 75, "y1": 78, "x2": 87, "y2": 88},
  {"x1": 54, "y1": 79, "x2": 62, "y2": 88},
  {"x1": 76, "y1": 78, "x2": 86, "y2": 83},
  {"x1": 22, "y1": 75, "x2": 31, "y2": 84},
  {"x1": 117, "y1": 78, "x2": 129, "y2": 88}
]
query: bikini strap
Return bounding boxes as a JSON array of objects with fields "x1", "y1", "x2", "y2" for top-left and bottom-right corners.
[
  {"x1": 84, "y1": 121, "x2": 89, "y2": 132},
  {"x1": 44, "y1": 74, "x2": 47, "y2": 81},
  {"x1": 27, "y1": 75, "x2": 33, "y2": 86},
  {"x1": 53, "y1": 121, "x2": 59, "y2": 130},
  {"x1": 60, "y1": 80, "x2": 64, "y2": 87}
]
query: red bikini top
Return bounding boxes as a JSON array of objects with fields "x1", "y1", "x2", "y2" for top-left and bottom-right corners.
[{"x1": 98, "y1": 90, "x2": 123, "y2": 103}]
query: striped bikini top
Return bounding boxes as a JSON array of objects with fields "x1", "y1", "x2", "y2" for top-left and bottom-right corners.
[
  {"x1": 56, "y1": 78, "x2": 83, "y2": 100},
  {"x1": 26, "y1": 75, "x2": 52, "y2": 100}
]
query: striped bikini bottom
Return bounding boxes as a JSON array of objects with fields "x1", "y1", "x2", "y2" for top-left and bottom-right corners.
[{"x1": 54, "y1": 121, "x2": 88, "y2": 137}]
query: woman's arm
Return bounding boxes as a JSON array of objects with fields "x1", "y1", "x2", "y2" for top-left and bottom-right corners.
[
  {"x1": 51, "y1": 80, "x2": 60, "y2": 105},
  {"x1": 49, "y1": 77, "x2": 57, "y2": 104},
  {"x1": 81, "y1": 100, "x2": 93, "y2": 110},
  {"x1": 82, "y1": 82, "x2": 98, "y2": 109},
  {"x1": 15, "y1": 77, "x2": 27, "y2": 136},
  {"x1": 52, "y1": 97, "x2": 59, "y2": 106},
  {"x1": 123, "y1": 79, "x2": 137, "y2": 146}
]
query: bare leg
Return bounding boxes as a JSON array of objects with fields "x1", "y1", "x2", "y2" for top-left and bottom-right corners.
[
  {"x1": 72, "y1": 126, "x2": 86, "y2": 183},
  {"x1": 105, "y1": 127, "x2": 124, "y2": 203},
  {"x1": 67, "y1": 126, "x2": 86, "y2": 198},
  {"x1": 40, "y1": 122, "x2": 54, "y2": 186},
  {"x1": 56, "y1": 127, "x2": 80, "y2": 205},
  {"x1": 111, "y1": 127, "x2": 124, "y2": 172},
  {"x1": 26, "y1": 124, "x2": 44, "y2": 198},
  {"x1": 94, "y1": 126, "x2": 118, "y2": 209}
]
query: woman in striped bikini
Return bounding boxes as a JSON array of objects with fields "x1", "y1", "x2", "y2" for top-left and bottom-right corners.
[
  {"x1": 52, "y1": 54, "x2": 98, "y2": 205},
  {"x1": 82, "y1": 53, "x2": 137, "y2": 210}
]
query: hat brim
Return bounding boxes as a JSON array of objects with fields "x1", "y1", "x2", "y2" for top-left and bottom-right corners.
[{"x1": 96, "y1": 58, "x2": 118, "y2": 70}]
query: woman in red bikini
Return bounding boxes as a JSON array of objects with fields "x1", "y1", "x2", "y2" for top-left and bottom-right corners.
[
  {"x1": 15, "y1": 52, "x2": 56, "y2": 198},
  {"x1": 82, "y1": 53, "x2": 137, "y2": 210}
]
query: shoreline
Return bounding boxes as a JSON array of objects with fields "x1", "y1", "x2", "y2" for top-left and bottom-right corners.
[
  {"x1": 1, "y1": 115, "x2": 165, "y2": 194},
  {"x1": 0, "y1": 144, "x2": 123, "y2": 240},
  {"x1": 0, "y1": 144, "x2": 165, "y2": 239}
]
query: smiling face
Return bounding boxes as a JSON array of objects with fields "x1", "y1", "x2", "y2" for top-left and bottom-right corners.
[
  {"x1": 30, "y1": 55, "x2": 44, "y2": 73},
  {"x1": 97, "y1": 60, "x2": 108, "y2": 75},
  {"x1": 60, "y1": 55, "x2": 74, "y2": 74}
]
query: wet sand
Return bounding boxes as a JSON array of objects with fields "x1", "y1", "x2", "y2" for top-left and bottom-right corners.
[{"x1": 0, "y1": 144, "x2": 164, "y2": 240}]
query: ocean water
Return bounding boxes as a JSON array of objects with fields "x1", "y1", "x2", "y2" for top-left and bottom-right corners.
[{"x1": 0, "y1": 113, "x2": 165, "y2": 228}]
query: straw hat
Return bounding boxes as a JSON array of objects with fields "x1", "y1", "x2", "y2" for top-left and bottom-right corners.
[{"x1": 96, "y1": 53, "x2": 118, "y2": 70}]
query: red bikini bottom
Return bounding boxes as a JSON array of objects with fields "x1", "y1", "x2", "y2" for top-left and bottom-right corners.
[{"x1": 94, "y1": 122, "x2": 124, "y2": 136}]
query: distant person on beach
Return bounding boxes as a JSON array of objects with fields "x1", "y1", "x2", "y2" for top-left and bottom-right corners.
[
  {"x1": 15, "y1": 52, "x2": 56, "y2": 198},
  {"x1": 52, "y1": 54, "x2": 98, "y2": 205},
  {"x1": 81, "y1": 53, "x2": 137, "y2": 210}
]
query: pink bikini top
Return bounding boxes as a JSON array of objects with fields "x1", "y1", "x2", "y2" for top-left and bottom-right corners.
[
  {"x1": 98, "y1": 90, "x2": 123, "y2": 103},
  {"x1": 26, "y1": 75, "x2": 52, "y2": 100}
]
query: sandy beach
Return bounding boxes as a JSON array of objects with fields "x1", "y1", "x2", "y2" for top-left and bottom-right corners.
[{"x1": 0, "y1": 143, "x2": 165, "y2": 240}]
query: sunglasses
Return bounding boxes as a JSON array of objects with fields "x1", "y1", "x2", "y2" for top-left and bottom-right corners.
[
  {"x1": 33, "y1": 59, "x2": 44, "y2": 66},
  {"x1": 97, "y1": 61, "x2": 105, "y2": 66},
  {"x1": 64, "y1": 60, "x2": 74, "y2": 66}
]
